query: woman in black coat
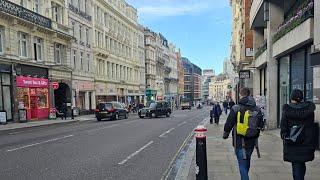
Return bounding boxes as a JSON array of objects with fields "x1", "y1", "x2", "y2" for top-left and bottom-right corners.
[{"x1": 280, "y1": 89, "x2": 316, "y2": 180}]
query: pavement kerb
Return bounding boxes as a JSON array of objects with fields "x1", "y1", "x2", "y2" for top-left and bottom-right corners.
[
  {"x1": 165, "y1": 116, "x2": 210, "y2": 180},
  {"x1": 0, "y1": 116, "x2": 96, "y2": 134}
]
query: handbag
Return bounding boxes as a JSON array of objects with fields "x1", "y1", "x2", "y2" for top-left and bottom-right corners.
[{"x1": 289, "y1": 124, "x2": 305, "y2": 143}]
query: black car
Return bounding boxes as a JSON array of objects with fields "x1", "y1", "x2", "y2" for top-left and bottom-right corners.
[
  {"x1": 138, "y1": 101, "x2": 172, "y2": 118},
  {"x1": 95, "y1": 102, "x2": 129, "y2": 121}
]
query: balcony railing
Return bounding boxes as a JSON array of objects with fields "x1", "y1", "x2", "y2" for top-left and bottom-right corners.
[
  {"x1": 254, "y1": 40, "x2": 267, "y2": 59},
  {"x1": 273, "y1": 0, "x2": 314, "y2": 43},
  {"x1": 0, "y1": 0, "x2": 51, "y2": 29},
  {"x1": 69, "y1": 4, "x2": 92, "y2": 22}
]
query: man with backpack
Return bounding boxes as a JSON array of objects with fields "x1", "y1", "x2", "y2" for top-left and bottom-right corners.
[{"x1": 223, "y1": 88, "x2": 264, "y2": 180}]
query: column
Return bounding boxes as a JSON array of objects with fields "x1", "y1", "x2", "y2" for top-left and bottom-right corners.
[
  {"x1": 266, "y1": 0, "x2": 284, "y2": 129},
  {"x1": 72, "y1": 90, "x2": 76, "y2": 108},
  {"x1": 85, "y1": 91, "x2": 90, "y2": 110},
  {"x1": 91, "y1": 91, "x2": 96, "y2": 109}
]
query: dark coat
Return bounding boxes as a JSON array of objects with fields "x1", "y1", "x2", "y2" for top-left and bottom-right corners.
[
  {"x1": 280, "y1": 101, "x2": 316, "y2": 163},
  {"x1": 223, "y1": 101, "x2": 228, "y2": 108},
  {"x1": 223, "y1": 96, "x2": 264, "y2": 149},
  {"x1": 228, "y1": 101, "x2": 235, "y2": 109},
  {"x1": 211, "y1": 104, "x2": 222, "y2": 118}
]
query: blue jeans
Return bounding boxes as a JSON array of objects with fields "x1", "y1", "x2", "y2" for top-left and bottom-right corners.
[
  {"x1": 235, "y1": 148, "x2": 254, "y2": 180},
  {"x1": 292, "y1": 162, "x2": 306, "y2": 180}
]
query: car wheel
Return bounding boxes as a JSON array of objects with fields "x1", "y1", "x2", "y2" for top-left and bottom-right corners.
[
  {"x1": 139, "y1": 116, "x2": 144, "y2": 119},
  {"x1": 115, "y1": 113, "x2": 119, "y2": 120},
  {"x1": 151, "y1": 112, "x2": 156, "y2": 118},
  {"x1": 166, "y1": 112, "x2": 171, "y2": 117}
]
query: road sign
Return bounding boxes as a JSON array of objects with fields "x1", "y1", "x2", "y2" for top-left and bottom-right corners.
[
  {"x1": 239, "y1": 70, "x2": 250, "y2": 79},
  {"x1": 52, "y1": 82, "x2": 59, "y2": 90}
]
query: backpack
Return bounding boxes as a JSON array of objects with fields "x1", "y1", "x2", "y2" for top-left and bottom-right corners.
[{"x1": 236, "y1": 106, "x2": 260, "y2": 138}]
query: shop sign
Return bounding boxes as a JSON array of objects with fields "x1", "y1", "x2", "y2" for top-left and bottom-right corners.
[
  {"x1": 52, "y1": 82, "x2": 59, "y2": 90},
  {"x1": 239, "y1": 70, "x2": 251, "y2": 79},
  {"x1": 16, "y1": 76, "x2": 49, "y2": 88},
  {"x1": 0, "y1": 111, "x2": 7, "y2": 124}
]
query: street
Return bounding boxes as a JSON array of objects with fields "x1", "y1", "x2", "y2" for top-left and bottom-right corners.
[{"x1": 0, "y1": 107, "x2": 209, "y2": 180}]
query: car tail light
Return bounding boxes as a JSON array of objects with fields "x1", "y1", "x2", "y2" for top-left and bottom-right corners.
[
  {"x1": 94, "y1": 109, "x2": 100, "y2": 112},
  {"x1": 108, "y1": 108, "x2": 116, "y2": 113}
]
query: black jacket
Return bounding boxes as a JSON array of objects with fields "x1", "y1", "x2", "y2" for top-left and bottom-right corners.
[
  {"x1": 211, "y1": 104, "x2": 222, "y2": 118},
  {"x1": 223, "y1": 96, "x2": 264, "y2": 149},
  {"x1": 280, "y1": 101, "x2": 316, "y2": 163}
]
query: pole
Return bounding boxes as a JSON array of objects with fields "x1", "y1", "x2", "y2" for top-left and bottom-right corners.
[{"x1": 195, "y1": 126, "x2": 208, "y2": 180}]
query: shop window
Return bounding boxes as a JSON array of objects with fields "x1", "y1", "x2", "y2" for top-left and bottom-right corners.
[
  {"x1": 306, "y1": 48, "x2": 313, "y2": 101},
  {"x1": 34, "y1": 37, "x2": 43, "y2": 61},
  {"x1": 0, "y1": 28, "x2": 3, "y2": 54},
  {"x1": 291, "y1": 50, "x2": 305, "y2": 91},
  {"x1": 18, "y1": 32, "x2": 28, "y2": 58},
  {"x1": 37, "y1": 88, "x2": 48, "y2": 108},
  {"x1": 17, "y1": 88, "x2": 29, "y2": 109}
]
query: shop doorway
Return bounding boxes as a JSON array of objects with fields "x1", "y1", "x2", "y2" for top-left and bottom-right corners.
[
  {"x1": 54, "y1": 83, "x2": 71, "y2": 111},
  {"x1": 30, "y1": 95, "x2": 38, "y2": 119}
]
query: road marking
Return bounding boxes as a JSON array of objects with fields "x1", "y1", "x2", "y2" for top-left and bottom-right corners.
[
  {"x1": 9, "y1": 129, "x2": 35, "y2": 135},
  {"x1": 159, "y1": 128, "x2": 175, "y2": 138},
  {"x1": 6, "y1": 134, "x2": 74, "y2": 152},
  {"x1": 118, "y1": 141, "x2": 154, "y2": 165},
  {"x1": 86, "y1": 124, "x2": 119, "y2": 133},
  {"x1": 177, "y1": 121, "x2": 187, "y2": 127}
]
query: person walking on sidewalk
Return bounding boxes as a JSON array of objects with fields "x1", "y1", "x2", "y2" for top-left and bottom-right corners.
[
  {"x1": 280, "y1": 89, "x2": 316, "y2": 180},
  {"x1": 223, "y1": 100, "x2": 228, "y2": 114},
  {"x1": 223, "y1": 88, "x2": 264, "y2": 180},
  {"x1": 61, "y1": 102, "x2": 68, "y2": 120},
  {"x1": 211, "y1": 102, "x2": 222, "y2": 125}
]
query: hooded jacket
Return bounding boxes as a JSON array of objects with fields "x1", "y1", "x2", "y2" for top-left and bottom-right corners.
[
  {"x1": 223, "y1": 96, "x2": 264, "y2": 149},
  {"x1": 280, "y1": 101, "x2": 316, "y2": 163}
]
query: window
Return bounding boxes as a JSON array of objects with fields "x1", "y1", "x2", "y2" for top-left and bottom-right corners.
[
  {"x1": 54, "y1": 43, "x2": 62, "y2": 64},
  {"x1": 18, "y1": 32, "x2": 28, "y2": 57},
  {"x1": 84, "y1": 0, "x2": 88, "y2": 13},
  {"x1": 73, "y1": 50, "x2": 77, "y2": 69},
  {"x1": 20, "y1": 0, "x2": 27, "y2": 7},
  {"x1": 79, "y1": 25, "x2": 83, "y2": 42},
  {"x1": 52, "y1": 2, "x2": 63, "y2": 24},
  {"x1": 87, "y1": 54, "x2": 90, "y2": 72},
  {"x1": 0, "y1": 28, "x2": 3, "y2": 54},
  {"x1": 80, "y1": 52, "x2": 84, "y2": 70},
  {"x1": 33, "y1": 37, "x2": 43, "y2": 61},
  {"x1": 71, "y1": 22, "x2": 75, "y2": 37},
  {"x1": 86, "y1": 29, "x2": 89, "y2": 44},
  {"x1": 34, "y1": 0, "x2": 41, "y2": 13}
]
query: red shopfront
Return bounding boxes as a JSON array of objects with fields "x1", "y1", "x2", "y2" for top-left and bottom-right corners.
[{"x1": 16, "y1": 76, "x2": 49, "y2": 120}]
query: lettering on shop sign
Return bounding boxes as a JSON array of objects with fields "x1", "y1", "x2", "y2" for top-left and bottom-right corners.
[{"x1": 16, "y1": 76, "x2": 49, "y2": 88}]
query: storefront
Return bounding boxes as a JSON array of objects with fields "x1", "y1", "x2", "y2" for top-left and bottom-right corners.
[
  {"x1": 278, "y1": 46, "x2": 313, "y2": 126},
  {"x1": 72, "y1": 80, "x2": 95, "y2": 114},
  {"x1": 0, "y1": 64, "x2": 13, "y2": 121},
  {"x1": 16, "y1": 76, "x2": 49, "y2": 120}
]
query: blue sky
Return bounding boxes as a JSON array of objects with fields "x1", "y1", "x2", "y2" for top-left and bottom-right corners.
[{"x1": 127, "y1": 0, "x2": 231, "y2": 74}]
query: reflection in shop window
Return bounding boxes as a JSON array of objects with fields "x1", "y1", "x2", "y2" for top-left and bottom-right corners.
[
  {"x1": 17, "y1": 88, "x2": 30, "y2": 109},
  {"x1": 37, "y1": 88, "x2": 48, "y2": 108}
]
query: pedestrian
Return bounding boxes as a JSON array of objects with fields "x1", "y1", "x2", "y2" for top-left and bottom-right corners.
[
  {"x1": 280, "y1": 89, "x2": 316, "y2": 180},
  {"x1": 223, "y1": 100, "x2": 228, "y2": 114},
  {"x1": 228, "y1": 99, "x2": 235, "y2": 109},
  {"x1": 223, "y1": 88, "x2": 264, "y2": 180},
  {"x1": 61, "y1": 102, "x2": 68, "y2": 120},
  {"x1": 212, "y1": 102, "x2": 222, "y2": 125}
]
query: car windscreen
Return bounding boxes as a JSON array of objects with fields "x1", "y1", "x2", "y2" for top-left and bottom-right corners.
[
  {"x1": 98, "y1": 103, "x2": 113, "y2": 110},
  {"x1": 149, "y1": 103, "x2": 157, "y2": 108}
]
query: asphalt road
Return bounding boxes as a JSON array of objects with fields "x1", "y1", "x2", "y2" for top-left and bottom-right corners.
[{"x1": 0, "y1": 107, "x2": 210, "y2": 180}]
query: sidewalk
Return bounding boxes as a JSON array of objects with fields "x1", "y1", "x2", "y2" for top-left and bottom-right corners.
[
  {"x1": 0, "y1": 114, "x2": 96, "y2": 132},
  {"x1": 185, "y1": 114, "x2": 320, "y2": 180}
]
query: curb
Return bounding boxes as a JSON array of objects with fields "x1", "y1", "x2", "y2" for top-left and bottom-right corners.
[{"x1": 164, "y1": 117, "x2": 210, "y2": 180}]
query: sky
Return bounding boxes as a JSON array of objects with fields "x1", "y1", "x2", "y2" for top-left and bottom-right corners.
[{"x1": 127, "y1": 0, "x2": 232, "y2": 74}]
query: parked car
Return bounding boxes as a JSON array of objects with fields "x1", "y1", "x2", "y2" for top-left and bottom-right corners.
[
  {"x1": 138, "y1": 101, "x2": 172, "y2": 118},
  {"x1": 95, "y1": 102, "x2": 129, "y2": 121}
]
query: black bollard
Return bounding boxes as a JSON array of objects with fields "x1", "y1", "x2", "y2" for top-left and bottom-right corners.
[
  {"x1": 71, "y1": 108, "x2": 74, "y2": 120},
  {"x1": 195, "y1": 126, "x2": 208, "y2": 180}
]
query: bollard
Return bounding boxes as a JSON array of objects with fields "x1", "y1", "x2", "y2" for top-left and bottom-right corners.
[
  {"x1": 195, "y1": 125, "x2": 208, "y2": 180},
  {"x1": 71, "y1": 108, "x2": 74, "y2": 120}
]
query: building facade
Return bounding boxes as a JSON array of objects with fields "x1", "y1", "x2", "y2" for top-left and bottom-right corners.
[
  {"x1": 250, "y1": 0, "x2": 320, "y2": 129},
  {"x1": 209, "y1": 74, "x2": 232, "y2": 102},
  {"x1": 202, "y1": 69, "x2": 215, "y2": 101},
  {"x1": 144, "y1": 28, "x2": 157, "y2": 102},
  {"x1": 0, "y1": 0, "x2": 73, "y2": 121},
  {"x1": 68, "y1": 0, "x2": 95, "y2": 114},
  {"x1": 230, "y1": 0, "x2": 254, "y2": 94},
  {"x1": 176, "y1": 50, "x2": 184, "y2": 107},
  {"x1": 92, "y1": 0, "x2": 143, "y2": 105}
]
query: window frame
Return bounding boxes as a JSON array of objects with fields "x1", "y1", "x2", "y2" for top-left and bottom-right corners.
[
  {"x1": 19, "y1": 32, "x2": 28, "y2": 58},
  {"x1": 33, "y1": 37, "x2": 43, "y2": 61},
  {"x1": 54, "y1": 43, "x2": 62, "y2": 64}
]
